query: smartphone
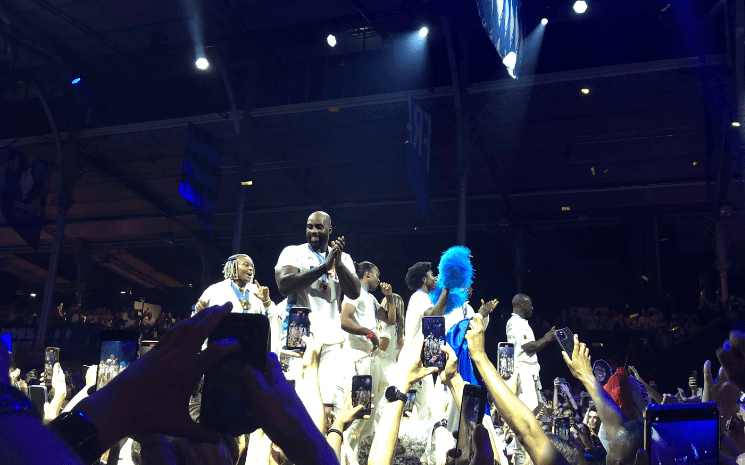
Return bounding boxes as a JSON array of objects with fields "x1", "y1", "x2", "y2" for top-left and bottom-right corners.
[
  {"x1": 557, "y1": 377, "x2": 567, "y2": 385},
  {"x1": 455, "y1": 384, "x2": 487, "y2": 465},
  {"x1": 352, "y1": 375, "x2": 372, "y2": 418},
  {"x1": 555, "y1": 328, "x2": 575, "y2": 359},
  {"x1": 555, "y1": 417, "x2": 571, "y2": 442},
  {"x1": 285, "y1": 307, "x2": 310, "y2": 351},
  {"x1": 497, "y1": 342, "x2": 514, "y2": 379},
  {"x1": 96, "y1": 331, "x2": 141, "y2": 390},
  {"x1": 405, "y1": 390, "x2": 417, "y2": 413},
  {"x1": 421, "y1": 316, "x2": 445, "y2": 368},
  {"x1": 644, "y1": 403, "x2": 719, "y2": 465},
  {"x1": 44, "y1": 347, "x2": 60, "y2": 383},
  {"x1": 280, "y1": 353, "x2": 292, "y2": 372},
  {"x1": 29, "y1": 385, "x2": 48, "y2": 416},
  {"x1": 140, "y1": 340, "x2": 158, "y2": 357},
  {"x1": 201, "y1": 313, "x2": 270, "y2": 435}
]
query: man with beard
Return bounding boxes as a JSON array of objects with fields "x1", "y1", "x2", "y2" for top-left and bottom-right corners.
[{"x1": 275, "y1": 211, "x2": 361, "y2": 404}]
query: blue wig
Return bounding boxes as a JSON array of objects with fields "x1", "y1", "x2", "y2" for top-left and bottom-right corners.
[{"x1": 429, "y1": 246, "x2": 474, "y2": 315}]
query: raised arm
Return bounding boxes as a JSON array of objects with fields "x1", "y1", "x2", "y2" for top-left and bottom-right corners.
[
  {"x1": 330, "y1": 237, "x2": 361, "y2": 299},
  {"x1": 561, "y1": 334, "x2": 628, "y2": 439},
  {"x1": 521, "y1": 327, "x2": 556, "y2": 357},
  {"x1": 628, "y1": 366, "x2": 663, "y2": 405},
  {"x1": 467, "y1": 316, "x2": 568, "y2": 465},
  {"x1": 378, "y1": 285, "x2": 396, "y2": 325},
  {"x1": 424, "y1": 288, "x2": 450, "y2": 317},
  {"x1": 275, "y1": 264, "x2": 328, "y2": 297}
]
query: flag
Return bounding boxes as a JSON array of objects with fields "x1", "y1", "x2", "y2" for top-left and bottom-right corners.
[
  {"x1": 179, "y1": 123, "x2": 223, "y2": 235},
  {"x1": 476, "y1": 0, "x2": 523, "y2": 78},
  {"x1": 406, "y1": 96, "x2": 432, "y2": 222},
  {"x1": 1, "y1": 148, "x2": 54, "y2": 249}
]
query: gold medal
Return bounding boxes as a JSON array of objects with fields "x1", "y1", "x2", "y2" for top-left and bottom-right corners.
[
  {"x1": 319, "y1": 281, "x2": 330, "y2": 293},
  {"x1": 241, "y1": 300, "x2": 251, "y2": 311}
]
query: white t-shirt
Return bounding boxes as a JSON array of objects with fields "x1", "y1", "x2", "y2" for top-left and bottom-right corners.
[
  {"x1": 378, "y1": 321, "x2": 401, "y2": 359},
  {"x1": 405, "y1": 289, "x2": 433, "y2": 340},
  {"x1": 198, "y1": 279, "x2": 276, "y2": 318},
  {"x1": 275, "y1": 244, "x2": 355, "y2": 343},
  {"x1": 445, "y1": 302, "x2": 490, "y2": 334},
  {"x1": 344, "y1": 285, "x2": 381, "y2": 351},
  {"x1": 506, "y1": 313, "x2": 540, "y2": 375}
]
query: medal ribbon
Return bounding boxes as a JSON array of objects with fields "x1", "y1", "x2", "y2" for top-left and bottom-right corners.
[
  {"x1": 230, "y1": 282, "x2": 251, "y2": 313},
  {"x1": 308, "y1": 244, "x2": 329, "y2": 285}
]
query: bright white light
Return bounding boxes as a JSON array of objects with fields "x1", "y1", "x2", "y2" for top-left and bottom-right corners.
[
  {"x1": 120, "y1": 291, "x2": 126, "y2": 294},
  {"x1": 327, "y1": 34, "x2": 337, "y2": 47},
  {"x1": 502, "y1": 51, "x2": 517, "y2": 79},
  {"x1": 733, "y1": 122, "x2": 742, "y2": 127},
  {"x1": 419, "y1": 27, "x2": 429, "y2": 38},
  {"x1": 573, "y1": 1, "x2": 588, "y2": 14},
  {"x1": 541, "y1": 18, "x2": 548, "y2": 25},
  {"x1": 30, "y1": 293, "x2": 37, "y2": 297},
  {"x1": 195, "y1": 57, "x2": 209, "y2": 70}
]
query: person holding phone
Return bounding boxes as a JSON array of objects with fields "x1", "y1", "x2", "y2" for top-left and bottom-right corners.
[{"x1": 275, "y1": 211, "x2": 361, "y2": 404}]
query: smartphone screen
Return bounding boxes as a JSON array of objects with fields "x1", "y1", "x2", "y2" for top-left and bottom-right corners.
[
  {"x1": 29, "y1": 385, "x2": 48, "y2": 416},
  {"x1": 140, "y1": 340, "x2": 157, "y2": 357},
  {"x1": 455, "y1": 384, "x2": 487, "y2": 465},
  {"x1": 201, "y1": 313, "x2": 270, "y2": 435},
  {"x1": 422, "y1": 316, "x2": 445, "y2": 367},
  {"x1": 405, "y1": 390, "x2": 417, "y2": 413},
  {"x1": 352, "y1": 375, "x2": 372, "y2": 418},
  {"x1": 555, "y1": 328, "x2": 575, "y2": 359},
  {"x1": 497, "y1": 343, "x2": 514, "y2": 379},
  {"x1": 645, "y1": 404, "x2": 719, "y2": 465},
  {"x1": 96, "y1": 331, "x2": 140, "y2": 390},
  {"x1": 555, "y1": 417, "x2": 571, "y2": 442},
  {"x1": 44, "y1": 347, "x2": 60, "y2": 383},
  {"x1": 286, "y1": 308, "x2": 310, "y2": 350}
]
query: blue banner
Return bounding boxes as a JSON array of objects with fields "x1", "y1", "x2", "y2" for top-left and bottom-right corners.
[
  {"x1": 406, "y1": 96, "x2": 431, "y2": 222},
  {"x1": 476, "y1": 0, "x2": 523, "y2": 78},
  {"x1": 1, "y1": 148, "x2": 54, "y2": 250},
  {"x1": 179, "y1": 123, "x2": 223, "y2": 235}
]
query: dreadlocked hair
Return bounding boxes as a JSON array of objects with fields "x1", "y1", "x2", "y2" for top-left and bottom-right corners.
[{"x1": 223, "y1": 254, "x2": 252, "y2": 281}]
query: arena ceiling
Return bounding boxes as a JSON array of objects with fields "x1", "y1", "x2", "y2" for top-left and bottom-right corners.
[{"x1": 0, "y1": 0, "x2": 740, "y2": 304}]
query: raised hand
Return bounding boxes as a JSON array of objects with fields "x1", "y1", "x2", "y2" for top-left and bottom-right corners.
[
  {"x1": 194, "y1": 299, "x2": 210, "y2": 313},
  {"x1": 253, "y1": 281, "x2": 271, "y2": 303},
  {"x1": 51, "y1": 363, "x2": 66, "y2": 395},
  {"x1": 439, "y1": 344, "x2": 460, "y2": 387},
  {"x1": 333, "y1": 390, "x2": 367, "y2": 429},
  {"x1": 561, "y1": 334, "x2": 593, "y2": 385},
  {"x1": 717, "y1": 330, "x2": 745, "y2": 393},
  {"x1": 478, "y1": 299, "x2": 498, "y2": 317},
  {"x1": 703, "y1": 360, "x2": 740, "y2": 426},
  {"x1": 465, "y1": 315, "x2": 487, "y2": 361},
  {"x1": 380, "y1": 282, "x2": 393, "y2": 297}
]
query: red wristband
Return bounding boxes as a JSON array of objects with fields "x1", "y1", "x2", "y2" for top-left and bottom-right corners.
[{"x1": 365, "y1": 331, "x2": 375, "y2": 339}]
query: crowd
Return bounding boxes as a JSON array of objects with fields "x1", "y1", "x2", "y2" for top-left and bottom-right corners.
[{"x1": 2, "y1": 210, "x2": 745, "y2": 465}]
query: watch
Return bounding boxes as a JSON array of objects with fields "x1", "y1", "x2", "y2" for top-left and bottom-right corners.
[
  {"x1": 432, "y1": 419, "x2": 448, "y2": 434},
  {"x1": 0, "y1": 384, "x2": 38, "y2": 418},
  {"x1": 48, "y1": 411, "x2": 103, "y2": 465},
  {"x1": 385, "y1": 385, "x2": 408, "y2": 403}
]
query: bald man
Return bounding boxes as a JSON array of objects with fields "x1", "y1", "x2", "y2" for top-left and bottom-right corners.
[{"x1": 275, "y1": 211, "x2": 361, "y2": 403}]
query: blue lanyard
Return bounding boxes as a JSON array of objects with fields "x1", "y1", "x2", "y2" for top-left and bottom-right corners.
[
  {"x1": 307, "y1": 244, "x2": 329, "y2": 283},
  {"x1": 230, "y1": 282, "x2": 251, "y2": 313}
]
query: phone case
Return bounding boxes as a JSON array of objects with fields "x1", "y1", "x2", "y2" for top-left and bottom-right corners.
[
  {"x1": 422, "y1": 316, "x2": 445, "y2": 367},
  {"x1": 555, "y1": 328, "x2": 575, "y2": 359},
  {"x1": 456, "y1": 385, "x2": 487, "y2": 465}
]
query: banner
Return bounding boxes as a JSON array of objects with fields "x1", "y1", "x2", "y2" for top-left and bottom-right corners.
[
  {"x1": 406, "y1": 96, "x2": 432, "y2": 223},
  {"x1": 476, "y1": 0, "x2": 523, "y2": 78},
  {"x1": 1, "y1": 148, "x2": 54, "y2": 249},
  {"x1": 179, "y1": 123, "x2": 223, "y2": 235}
]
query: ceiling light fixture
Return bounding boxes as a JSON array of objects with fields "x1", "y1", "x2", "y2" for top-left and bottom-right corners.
[
  {"x1": 327, "y1": 34, "x2": 337, "y2": 47},
  {"x1": 419, "y1": 27, "x2": 429, "y2": 38},
  {"x1": 195, "y1": 57, "x2": 209, "y2": 70},
  {"x1": 573, "y1": 1, "x2": 588, "y2": 14}
]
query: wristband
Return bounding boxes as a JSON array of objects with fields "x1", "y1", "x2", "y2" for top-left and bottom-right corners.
[
  {"x1": 365, "y1": 331, "x2": 375, "y2": 340},
  {"x1": 327, "y1": 428, "x2": 343, "y2": 439}
]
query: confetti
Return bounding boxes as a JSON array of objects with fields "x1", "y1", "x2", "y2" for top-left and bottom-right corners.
[
  {"x1": 329, "y1": 107, "x2": 340, "y2": 112},
  {"x1": 641, "y1": 275, "x2": 649, "y2": 281},
  {"x1": 693, "y1": 161, "x2": 698, "y2": 166},
  {"x1": 562, "y1": 206, "x2": 571, "y2": 211},
  {"x1": 591, "y1": 167, "x2": 596, "y2": 176}
]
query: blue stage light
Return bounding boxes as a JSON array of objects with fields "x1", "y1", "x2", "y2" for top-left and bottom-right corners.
[
  {"x1": 419, "y1": 27, "x2": 429, "y2": 38},
  {"x1": 71, "y1": 78, "x2": 81, "y2": 84}
]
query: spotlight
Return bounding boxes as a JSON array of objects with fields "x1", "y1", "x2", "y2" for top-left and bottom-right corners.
[
  {"x1": 71, "y1": 78, "x2": 81, "y2": 85},
  {"x1": 573, "y1": 1, "x2": 588, "y2": 14},
  {"x1": 195, "y1": 57, "x2": 209, "y2": 70},
  {"x1": 733, "y1": 122, "x2": 742, "y2": 127},
  {"x1": 30, "y1": 293, "x2": 37, "y2": 297},
  {"x1": 541, "y1": 18, "x2": 548, "y2": 25},
  {"x1": 581, "y1": 88, "x2": 590, "y2": 94},
  {"x1": 327, "y1": 34, "x2": 337, "y2": 47},
  {"x1": 419, "y1": 27, "x2": 429, "y2": 38},
  {"x1": 120, "y1": 291, "x2": 126, "y2": 294}
]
